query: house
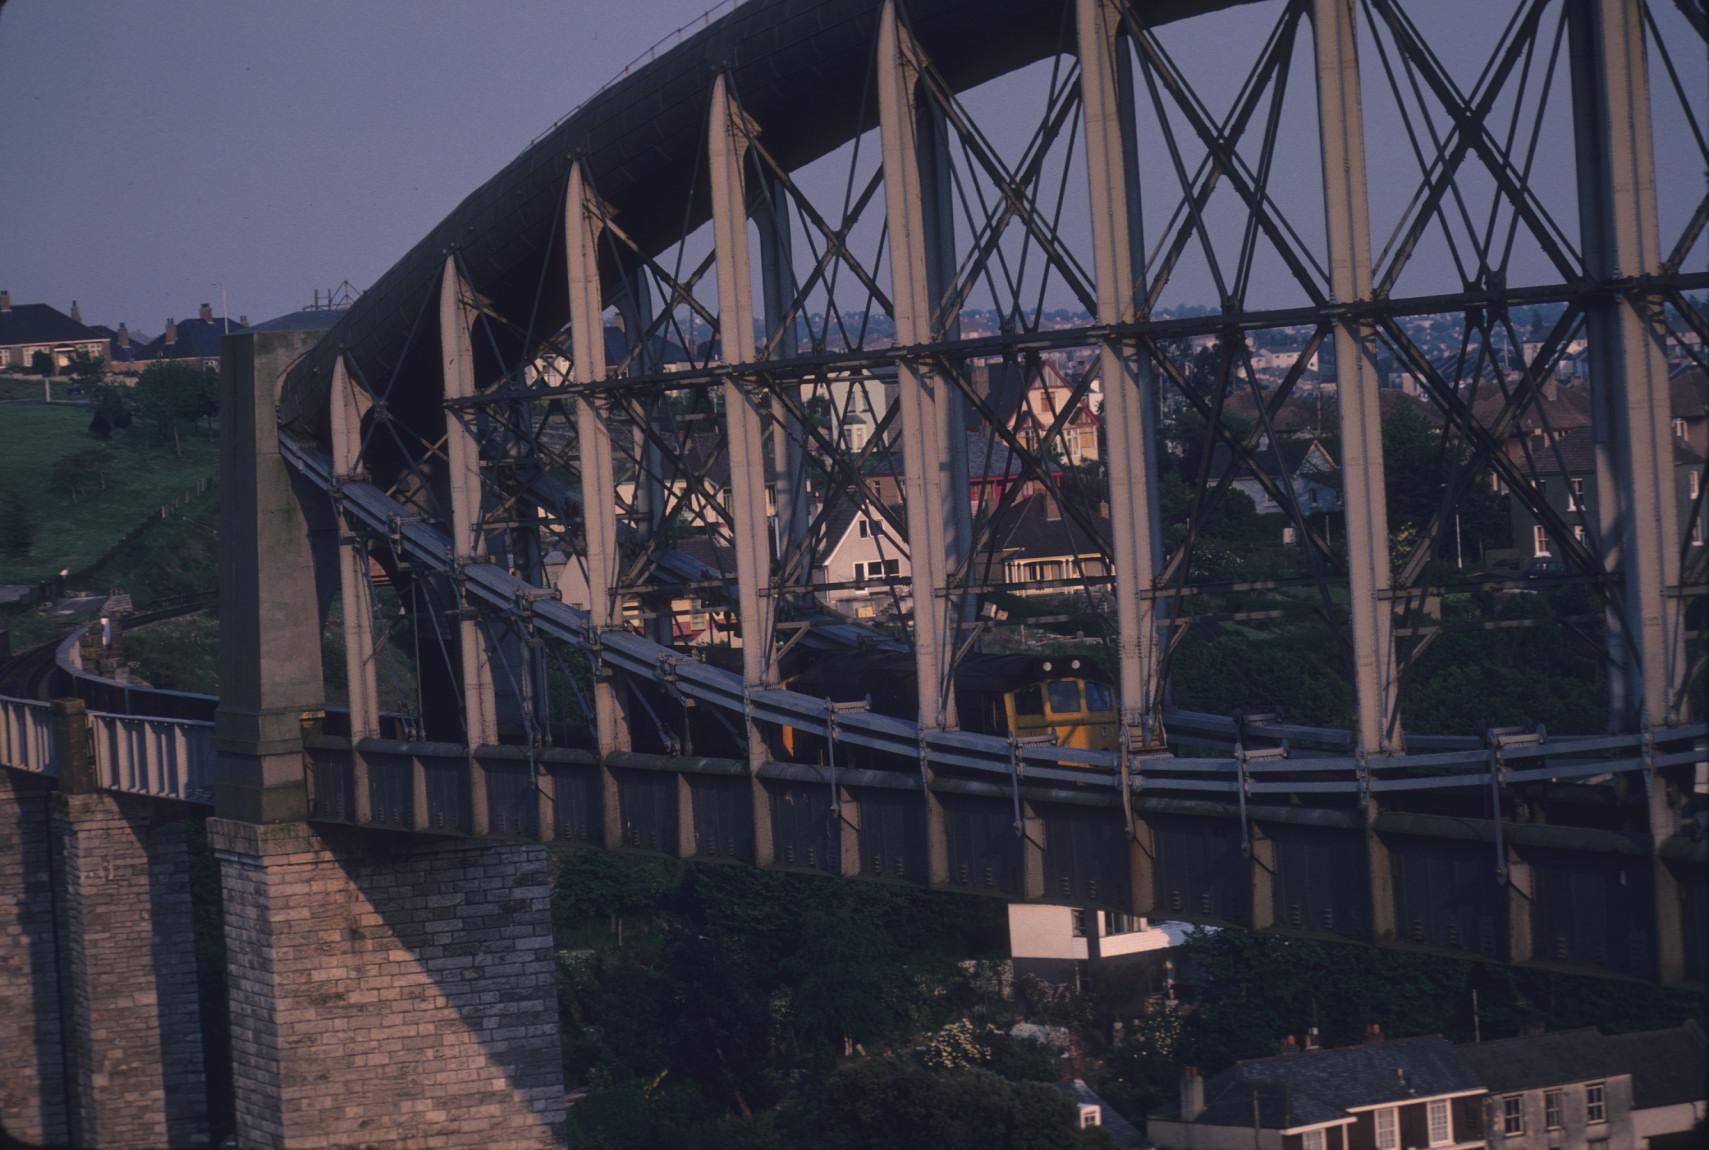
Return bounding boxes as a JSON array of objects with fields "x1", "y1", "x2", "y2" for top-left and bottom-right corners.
[
  {"x1": 0, "y1": 291, "x2": 108, "y2": 372},
  {"x1": 1149, "y1": 1031, "x2": 1487, "y2": 1150},
  {"x1": 1457, "y1": 1029, "x2": 1635, "y2": 1150},
  {"x1": 1456, "y1": 1022, "x2": 1706, "y2": 1150},
  {"x1": 1056, "y1": 1077, "x2": 1146, "y2": 1148},
  {"x1": 983, "y1": 492, "x2": 1112, "y2": 597},
  {"x1": 135, "y1": 303, "x2": 248, "y2": 370},
  {"x1": 1205, "y1": 436, "x2": 1343, "y2": 518},
  {"x1": 813, "y1": 500, "x2": 910, "y2": 620},
  {"x1": 1603, "y1": 1022, "x2": 1708, "y2": 1150},
  {"x1": 1008, "y1": 905, "x2": 1190, "y2": 988},
  {"x1": 1010, "y1": 359, "x2": 1102, "y2": 466}
]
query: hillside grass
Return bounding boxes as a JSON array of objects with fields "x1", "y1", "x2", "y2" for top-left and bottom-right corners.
[{"x1": 0, "y1": 404, "x2": 217, "y2": 583}]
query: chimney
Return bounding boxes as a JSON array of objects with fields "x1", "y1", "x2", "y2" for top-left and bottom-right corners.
[
  {"x1": 165, "y1": 318, "x2": 178, "y2": 346},
  {"x1": 117, "y1": 323, "x2": 130, "y2": 349},
  {"x1": 1180, "y1": 1066, "x2": 1205, "y2": 1122},
  {"x1": 199, "y1": 302, "x2": 214, "y2": 322},
  {"x1": 1364, "y1": 1023, "x2": 1383, "y2": 1045},
  {"x1": 0, "y1": 290, "x2": 10, "y2": 313},
  {"x1": 1281, "y1": 1034, "x2": 1300, "y2": 1056},
  {"x1": 1304, "y1": 1027, "x2": 1321, "y2": 1052},
  {"x1": 70, "y1": 299, "x2": 82, "y2": 324}
]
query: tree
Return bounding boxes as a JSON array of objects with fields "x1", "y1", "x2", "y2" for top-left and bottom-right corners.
[
  {"x1": 51, "y1": 447, "x2": 116, "y2": 505},
  {"x1": 89, "y1": 384, "x2": 133, "y2": 438},
  {"x1": 29, "y1": 350, "x2": 53, "y2": 375},
  {"x1": 0, "y1": 487, "x2": 34, "y2": 557},
  {"x1": 135, "y1": 361, "x2": 218, "y2": 456}
]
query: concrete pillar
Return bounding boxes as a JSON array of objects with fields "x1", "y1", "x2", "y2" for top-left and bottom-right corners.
[
  {"x1": 1568, "y1": 0, "x2": 1684, "y2": 729},
  {"x1": 1129, "y1": 811, "x2": 1157, "y2": 917},
  {"x1": 216, "y1": 329, "x2": 328, "y2": 824},
  {"x1": 1251, "y1": 826, "x2": 1278, "y2": 931},
  {"x1": 1020, "y1": 801, "x2": 1047, "y2": 900},
  {"x1": 1311, "y1": 0, "x2": 1399, "y2": 754},
  {"x1": 1077, "y1": 0, "x2": 1166, "y2": 749},
  {"x1": 0, "y1": 769, "x2": 69, "y2": 1147},
  {"x1": 1367, "y1": 812, "x2": 1397, "y2": 945},
  {"x1": 52, "y1": 791, "x2": 208, "y2": 1148},
  {"x1": 1506, "y1": 847, "x2": 1535, "y2": 964},
  {"x1": 210, "y1": 819, "x2": 566, "y2": 1149}
]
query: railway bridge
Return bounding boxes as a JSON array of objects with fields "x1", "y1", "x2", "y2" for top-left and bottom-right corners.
[{"x1": 2, "y1": 0, "x2": 1705, "y2": 1146}]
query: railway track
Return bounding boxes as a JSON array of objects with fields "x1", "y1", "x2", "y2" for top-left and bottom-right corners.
[{"x1": 0, "y1": 590, "x2": 216, "y2": 702}]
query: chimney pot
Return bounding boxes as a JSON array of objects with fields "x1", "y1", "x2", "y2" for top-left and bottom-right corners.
[
  {"x1": 117, "y1": 323, "x2": 130, "y2": 349},
  {"x1": 1282, "y1": 1034, "x2": 1299, "y2": 1055},
  {"x1": 70, "y1": 299, "x2": 82, "y2": 324},
  {"x1": 165, "y1": 318, "x2": 178, "y2": 346},
  {"x1": 1181, "y1": 1066, "x2": 1206, "y2": 1122},
  {"x1": 0, "y1": 290, "x2": 11, "y2": 313},
  {"x1": 1305, "y1": 1027, "x2": 1320, "y2": 1051},
  {"x1": 1364, "y1": 1023, "x2": 1383, "y2": 1044},
  {"x1": 200, "y1": 302, "x2": 213, "y2": 322}
]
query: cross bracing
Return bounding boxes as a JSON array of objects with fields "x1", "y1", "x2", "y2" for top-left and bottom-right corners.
[{"x1": 224, "y1": 0, "x2": 1706, "y2": 977}]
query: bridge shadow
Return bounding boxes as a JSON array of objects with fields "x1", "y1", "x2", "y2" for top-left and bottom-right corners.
[
  {"x1": 0, "y1": 773, "x2": 67, "y2": 1148},
  {"x1": 270, "y1": 823, "x2": 565, "y2": 1147}
]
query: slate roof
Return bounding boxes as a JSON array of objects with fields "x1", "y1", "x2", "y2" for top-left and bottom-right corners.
[
  {"x1": 1526, "y1": 426, "x2": 1598, "y2": 476},
  {"x1": 137, "y1": 315, "x2": 250, "y2": 362},
  {"x1": 1456, "y1": 1028, "x2": 1616, "y2": 1093},
  {"x1": 1603, "y1": 1021, "x2": 1707, "y2": 1110},
  {"x1": 0, "y1": 302, "x2": 102, "y2": 347},
  {"x1": 1670, "y1": 367, "x2": 1706, "y2": 420},
  {"x1": 250, "y1": 308, "x2": 348, "y2": 333},
  {"x1": 1205, "y1": 437, "x2": 1338, "y2": 482},
  {"x1": 994, "y1": 492, "x2": 1111, "y2": 561},
  {"x1": 1153, "y1": 1037, "x2": 1483, "y2": 1131}
]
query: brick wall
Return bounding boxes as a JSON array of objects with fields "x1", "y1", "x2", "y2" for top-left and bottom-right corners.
[
  {"x1": 52, "y1": 790, "x2": 209, "y2": 1148},
  {"x1": 210, "y1": 820, "x2": 566, "y2": 1150},
  {"x1": 0, "y1": 770, "x2": 69, "y2": 1147}
]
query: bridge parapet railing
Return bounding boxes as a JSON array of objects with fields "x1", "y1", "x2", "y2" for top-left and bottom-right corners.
[
  {"x1": 0, "y1": 694, "x2": 56, "y2": 776},
  {"x1": 88, "y1": 710, "x2": 215, "y2": 804}
]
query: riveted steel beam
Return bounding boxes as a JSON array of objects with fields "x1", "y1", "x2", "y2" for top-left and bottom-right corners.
[
  {"x1": 1569, "y1": 0, "x2": 1684, "y2": 731},
  {"x1": 1078, "y1": 0, "x2": 1166, "y2": 751},
  {"x1": 329, "y1": 355, "x2": 380, "y2": 826},
  {"x1": 563, "y1": 163, "x2": 629, "y2": 764},
  {"x1": 439, "y1": 257, "x2": 500, "y2": 756},
  {"x1": 709, "y1": 73, "x2": 783, "y2": 866},
  {"x1": 1312, "y1": 0, "x2": 1399, "y2": 755}
]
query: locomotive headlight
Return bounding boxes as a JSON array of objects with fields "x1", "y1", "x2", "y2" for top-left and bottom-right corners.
[{"x1": 1042, "y1": 660, "x2": 1053, "y2": 672}]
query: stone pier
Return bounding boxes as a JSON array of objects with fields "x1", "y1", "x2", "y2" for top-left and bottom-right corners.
[
  {"x1": 0, "y1": 769, "x2": 69, "y2": 1147},
  {"x1": 210, "y1": 819, "x2": 566, "y2": 1149}
]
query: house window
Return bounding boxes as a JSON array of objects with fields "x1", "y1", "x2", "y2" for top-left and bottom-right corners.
[
  {"x1": 1533, "y1": 524, "x2": 1551, "y2": 557},
  {"x1": 1691, "y1": 471, "x2": 1701, "y2": 501},
  {"x1": 1544, "y1": 1090, "x2": 1562, "y2": 1130},
  {"x1": 1376, "y1": 1106, "x2": 1400, "y2": 1150},
  {"x1": 858, "y1": 518, "x2": 871, "y2": 538},
  {"x1": 1071, "y1": 909, "x2": 1088, "y2": 937},
  {"x1": 1573, "y1": 524, "x2": 1586, "y2": 545},
  {"x1": 1080, "y1": 1107, "x2": 1101, "y2": 1129},
  {"x1": 1303, "y1": 1129, "x2": 1326, "y2": 1150},
  {"x1": 1568, "y1": 477, "x2": 1585, "y2": 511},
  {"x1": 1587, "y1": 1140, "x2": 1607, "y2": 1150},
  {"x1": 1693, "y1": 520, "x2": 1703, "y2": 547},
  {"x1": 1675, "y1": 417, "x2": 1688, "y2": 439},
  {"x1": 1428, "y1": 1099, "x2": 1452, "y2": 1146},
  {"x1": 1586, "y1": 1082, "x2": 1605, "y2": 1124},
  {"x1": 1502, "y1": 1095, "x2": 1524, "y2": 1136}
]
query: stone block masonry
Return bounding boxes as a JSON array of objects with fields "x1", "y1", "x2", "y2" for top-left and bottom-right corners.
[
  {"x1": 0, "y1": 770, "x2": 69, "y2": 1147},
  {"x1": 210, "y1": 819, "x2": 566, "y2": 1150},
  {"x1": 51, "y1": 790, "x2": 210, "y2": 1148}
]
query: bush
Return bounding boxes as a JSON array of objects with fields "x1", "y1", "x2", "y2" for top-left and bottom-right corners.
[{"x1": 0, "y1": 488, "x2": 33, "y2": 557}]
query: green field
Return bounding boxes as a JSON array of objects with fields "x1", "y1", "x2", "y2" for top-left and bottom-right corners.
[{"x1": 0, "y1": 404, "x2": 217, "y2": 583}]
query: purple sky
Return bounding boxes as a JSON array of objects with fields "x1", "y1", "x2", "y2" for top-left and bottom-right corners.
[{"x1": 1, "y1": 1, "x2": 1701, "y2": 332}]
